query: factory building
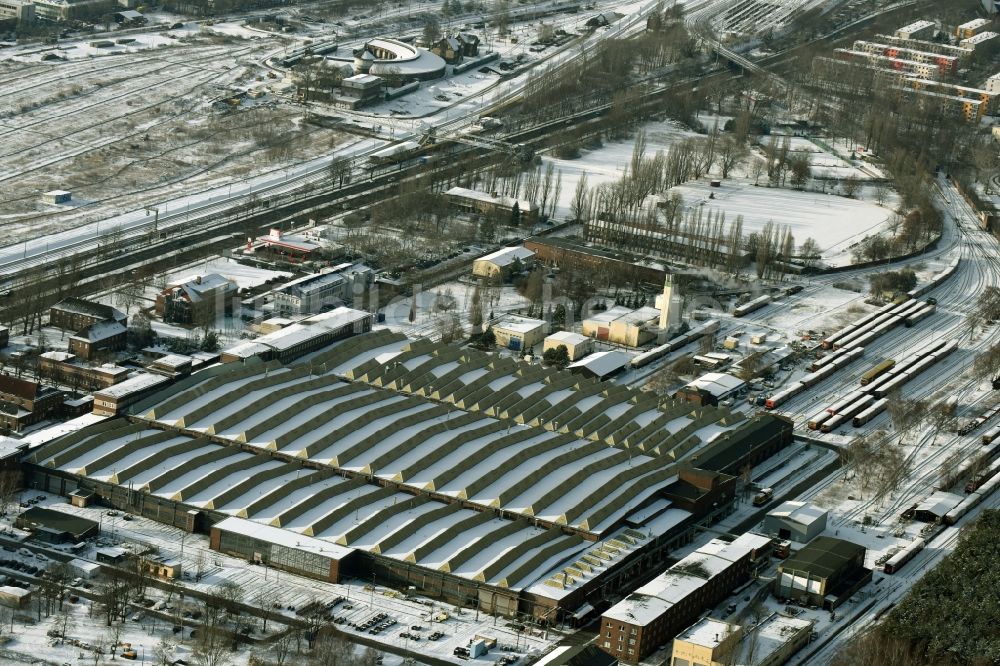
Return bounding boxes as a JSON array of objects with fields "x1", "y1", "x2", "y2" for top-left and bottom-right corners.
[
  {"x1": 582, "y1": 306, "x2": 660, "y2": 347},
  {"x1": 773, "y1": 537, "x2": 870, "y2": 609},
  {"x1": 599, "y1": 533, "x2": 772, "y2": 663},
  {"x1": 27, "y1": 330, "x2": 794, "y2": 625},
  {"x1": 675, "y1": 372, "x2": 747, "y2": 407}
]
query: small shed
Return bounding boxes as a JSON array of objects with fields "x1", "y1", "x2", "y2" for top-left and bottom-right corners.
[
  {"x1": 904, "y1": 491, "x2": 963, "y2": 523},
  {"x1": 43, "y1": 190, "x2": 71, "y2": 204},
  {"x1": 493, "y1": 316, "x2": 548, "y2": 352},
  {"x1": 68, "y1": 558, "x2": 102, "y2": 579}
]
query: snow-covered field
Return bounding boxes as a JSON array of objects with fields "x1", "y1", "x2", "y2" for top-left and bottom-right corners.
[{"x1": 669, "y1": 179, "x2": 893, "y2": 258}]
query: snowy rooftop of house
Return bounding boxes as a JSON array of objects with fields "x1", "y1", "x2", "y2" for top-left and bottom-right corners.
[
  {"x1": 568, "y1": 350, "x2": 634, "y2": 378},
  {"x1": 446, "y1": 187, "x2": 538, "y2": 213},
  {"x1": 495, "y1": 315, "x2": 547, "y2": 335},
  {"x1": 44, "y1": 189, "x2": 71, "y2": 197},
  {"x1": 94, "y1": 373, "x2": 170, "y2": 400},
  {"x1": 677, "y1": 617, "x2": 738, "y2": 648},
  {"x1": 52, "y1": 297, "x2": 124, "y2": 322},
  {"x1": 171, "y1": 273, "x2": 237, "y2": 302},
  {"x1": 767, "y1": 501, "x2": 828, "y2": 527},
  {"x1": 41, "y1": 351, "x2": 74, "y2": 362},
  {"x1": 545, "y1": 331, "x2": 588, "y2": 346},
  {"x1": 476, "y1": 245, "x2": 535, "y2": 267},
  {"x1": 683, "y1": 372, "x2": 746, "y2": 398},
  {"x1": 70, "y1": 320, "x2": 126, "y2": 343},
  {"x1": 0, "y1": 437, "x2": 24, "y2": 459}
]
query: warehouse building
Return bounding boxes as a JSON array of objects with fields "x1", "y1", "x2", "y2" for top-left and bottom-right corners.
[
  {"x1": 543, "y1": 331, "x2": 593, "y2": 362},
  {"x1": 492, "y1": 315, "x2": 548, "y2": 351},
  {"x1": 27, "y1": 330, "x2": 794, "y2": 624},
  {"x1": 763, "y1": 501, "x2": 828, "y2": 544},
  {"x1": 600, "y1": 533, "x2": 772, "y2": 663},
  {"x1": 472, "y1": 246, "x2": 535, "y2": 279},
  {"x1": 568, "y1": 350, "x2": 633, "y2": 380},
  {"x1": 92, "y1": 373, "x2": 171, "y2": 416},
  {"x1": 773, "y1": 537, "x2": 870, "y2": 609},
  {"x1": 675, "y1": 373, "x2": 747, "y2": 407},
  {"x1": 14, "y1": 507, "x2": 98, "y2": 544},
  {"x1": 524, "y1": 237, "x2": 668, "y2": 287},
  {"x1": 672, "y1": 613, "x2": 813, "y2": 666},
  {"x1": 445, "y1": 187, "x2": 539, "y2": 225}
]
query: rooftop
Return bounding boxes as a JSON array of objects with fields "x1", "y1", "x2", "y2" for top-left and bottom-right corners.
[
  {"x1": 70, "y1": 320, "x2": 126, "y2": 343},
  {"x1": 767, "y1": 501, "x2": 828, "y2": 528},
  {"x1": 94, "y1": 373, "x2": 170, "y2": 400},
  {"x1": 476, "y1": 245, "x2": 536, "y2": 268},
  {"x1": 445, "y1": 187, "x2": 538, "y2": 213},
  {"x1": 779, "y1": 536, "x2": 865, "y2": 580},
  {"x1": 682, "y1": 372, "x2": 746, "y2": 398},
  {"x1": 677, "y1": 617, "x2": 739, "y2": 648},
  {"x1": 51, "y1": 297, "x2": 125, "y2": 323},
  {"x1": 17, "y1": 506, "x2": 98, "y2": 536},
  {"x1": 567, "y1": 350, "x2": 633, "y2": 378},
  {"x1": 495, "y1": 315, "x2": 547, "y2": 335},
  {"x1": 545, "y1": 331, "x2": 589, "y2": 346}
]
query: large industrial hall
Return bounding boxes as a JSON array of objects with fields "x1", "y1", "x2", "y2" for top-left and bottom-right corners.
[{"x1": 27, "y1": 330, "x2": 792, "y2": 623}]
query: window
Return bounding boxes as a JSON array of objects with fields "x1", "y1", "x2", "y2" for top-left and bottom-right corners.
[
  {"x1": 603, "y1": 641, "x2": 610, "y2": 648},
  {"x1": 628, "y1": 638, "x2": 636, "y2": 645},
  {"x1": 606, "y1": 631, "x2": 611, "y2": 637},
  {"x1": 631, "y1": 627, "x2": 638, "y2": 635}
]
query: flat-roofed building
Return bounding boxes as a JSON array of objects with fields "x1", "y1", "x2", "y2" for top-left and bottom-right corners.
[
  {"x1": 543, "y1": 331, "x2": 593, "y2": 361},
  {"x1": 670, "y1": 618, "x2": 742, "y2": 666},
  {"x1": 960, "y1": 30, "x2": 998, "y2": 48},
  {"x1": 14, "y1": 507, "x2": 99, "y2": 544},
  {"x1": 568, "y1": 350, "x2": 634, "y2": 380},
  {"x1": 895, "y1": 19, "x2": 935, "y2": 40},
  {"x1": 273, "y1": 264, "x2": 373, "y2": 316},
  {"x1": 600, "y1": 533, "x2": 772, "y2": 663},
  {"x1": 93, "y1": 372, "x2": 171, "y2": 416},
  {"x1": 493, "y1": 315, "x2": 548, "y2": 351},
  {"x1": 773, "y1": 536, "x2": 870, "y2": 609},
  {"x1": 957, "y1": 17, "x2": 991, "y2": 39},
  {"x1": 583, "y1": 306, "x2": 660, "y2": 347},
  {"x1": 219, "y1": 307, "x2": 373, "y2": 364}
]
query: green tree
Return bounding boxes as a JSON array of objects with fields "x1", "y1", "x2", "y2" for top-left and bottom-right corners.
[{"x1": 542, "y1": 345, "x2": 570, "y2": 369}]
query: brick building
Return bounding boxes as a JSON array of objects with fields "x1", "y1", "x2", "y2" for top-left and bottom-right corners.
[
  {"x1": 155, "y1": 273, "x2": 238, "y2": 325},
  {"x1": 0, "y1": 376, "x2": 63, "y2": 432},
  {"x1": 38, "y1": 351, "x2": 130, "y2": 391},
  {"x1": 68, "y1": 320, "x2": 127, "y2": 361},
  {"x1": 524, "y1": 236, "x2": 668, "y2": 286},
  {"x1": 49, "y1": 298, "x2": 126, "y2": 332}
]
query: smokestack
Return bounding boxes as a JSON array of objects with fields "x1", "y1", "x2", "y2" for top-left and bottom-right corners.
[{"x1": 658, "y1": 274, "x2": 677, "y2": 331}]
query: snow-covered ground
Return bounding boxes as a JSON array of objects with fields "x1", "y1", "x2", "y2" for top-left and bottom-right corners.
[{"x1": 669, "y1": 179, "x2": 894, "y2": 260}]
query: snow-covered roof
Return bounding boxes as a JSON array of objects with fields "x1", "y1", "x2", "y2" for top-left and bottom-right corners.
[
  {"x1": 152, "y1": 354, "x2": 193, "y2": 369},
  {"x1": 583, "y1": 306, "x2": 634, "y2": 325},
  {"x1": 0, "y1": 586, "x2": 30, "y2": 599},
  {"x1": 677, "y1": 617, "x2": 738, "y2": 648},
  {"x1": 741, "y1": 614, "x2": 813, "y2": 663},
  {"x1": 683, "y1": 372, "x2": 747, "y2": 398},
  {"x1": 70, "y1": 320, "x2": 126, "y2": 343},
  {"x1": 343, "y1": 73, "x2": 380, "y2": 84},
  {"x1": 495, "y1": 315, "x2": 546, "y2": 335},
  {"x1": 914, "y1": 491, "x2": 963, "y2": 517},
  {"x1": 545, "y1": 331, "x2": 588, "y2": 346},
  {"x1": 94, "y1": 373, "x2": 170, "y2": 400},
  {"x1": 568, "y1": 350, "x2": 634, "y2": 378},
  {"x1": 41, "y1": 351, "x2": 74, "y2": 362},
  {"x1": 767, "y1": 501, "x2": 828, "y2": 528},
  {"x1": 222, "y1": 341, "x2": 271, "y2": 359},
  {"x1": 475, "y1": 245, "x2": 535, "y2": 268},
  {"x1": 446, "y1": 187, "x2": 538, "y2": 213},
  {"x1": 603, "y1": 534, "x2": 766, "y2": 626},
  {"x1": 958, "y1": 18, "x2": 990, "y2": 29},
  {"x1": 301, "y1": 307, "x2": 372, "y2": 332},
  {"x1": 277, "y1": 271, "x2": 346, "y2": 299},
  {"x1": 213, "y1": 516, "x2": 353, "y2": 560}
]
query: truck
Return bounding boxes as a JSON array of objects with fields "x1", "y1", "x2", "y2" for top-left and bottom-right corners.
[{"x1": 752, "y1": 488, "x2": 773, "y2": 506}]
